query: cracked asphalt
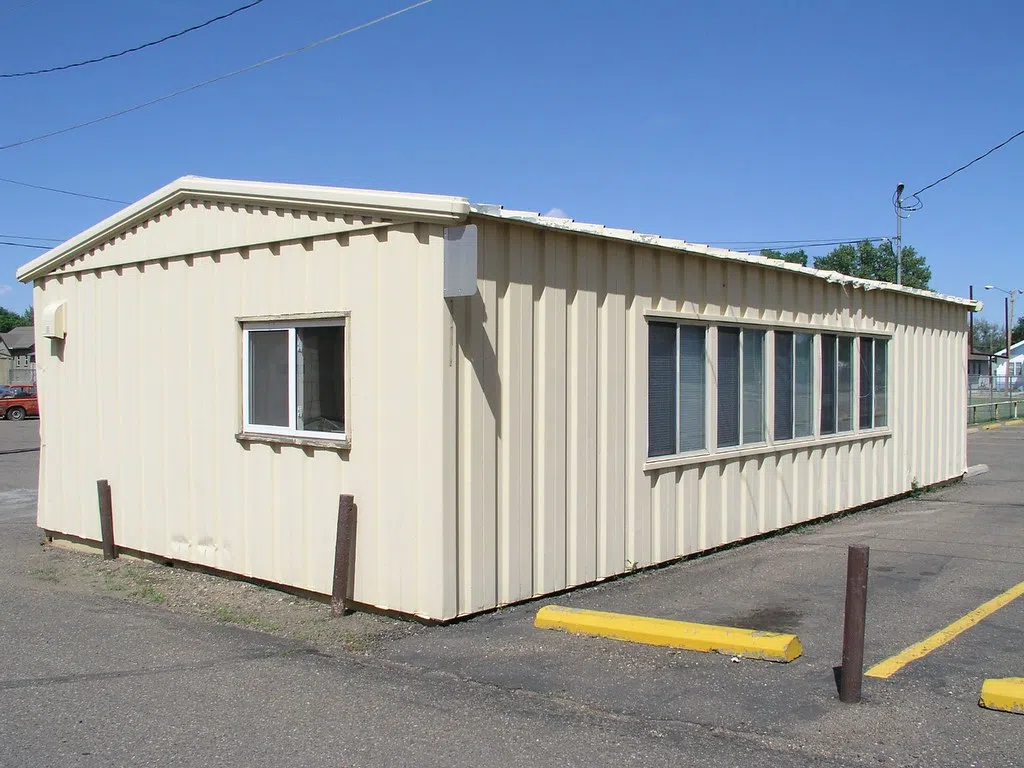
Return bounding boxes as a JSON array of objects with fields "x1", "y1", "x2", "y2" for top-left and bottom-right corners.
[{"x1": 2, "y1": 420, "x2": 1023, "y2": 766}]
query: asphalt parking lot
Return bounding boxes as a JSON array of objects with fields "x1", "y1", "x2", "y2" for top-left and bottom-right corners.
[
  {"x1": 2, "y1": 420, "x2": 1023, "y2": 766},
  {"x1": 378, "y1": 426, "x2": 1024, "y2": 763}
]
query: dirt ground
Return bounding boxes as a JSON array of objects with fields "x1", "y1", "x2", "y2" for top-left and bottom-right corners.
[{"x1": 26, "y1": 539, "x2": 420, "y2": 655}]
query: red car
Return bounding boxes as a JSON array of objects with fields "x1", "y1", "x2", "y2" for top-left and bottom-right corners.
[{"x1": 0, "y1": 385, "x2": 38, "y2": 421}]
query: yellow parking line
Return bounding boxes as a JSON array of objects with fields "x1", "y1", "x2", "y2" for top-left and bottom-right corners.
[{"x1": 866, "y1": 581, "x2": 1024, "y2": 679}]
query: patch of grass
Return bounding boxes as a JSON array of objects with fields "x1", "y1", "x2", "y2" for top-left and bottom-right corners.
[
  {"x1": 907, "y1": 476, "x2": 943, "y2": 499},
  {"x1": 101, "y1": 565, "x2": 166, "y2": 604},
  {"x1": 211, "y1": 605, "x2": 282, "y2": 633},
  {"x1": 293, "y1": 621, "x2": 371, "y2": 653},
  {"x1": 102, "y1": 570, "x2": 129, "y2": 592},
  {"x1": 29, "y1": 566, "x2": 60, "y2": 583},
  {"x1": 135, "y1": 583, "x2": 167, "y2": 604}
]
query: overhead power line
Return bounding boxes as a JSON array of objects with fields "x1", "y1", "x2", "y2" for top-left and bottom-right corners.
[
  {"x1": 0, "y1": 233, "x2": 63, "y2": 242},
  {"x1": 0, "y1": 0, "x2": 269, "y2": 79},
  {"x1": 707, "y1": 237, "x2": 888, "y2": 247},
  {"x1": 0, "y1": 0, "x2": 435, "y2": 152},
  {"x1": 911, "y1": 128, "x2": 1024, "y2": 198},
  {"x1": 736, "y1": 237, "x2": 890, "y2": 255},
  {"x1": 0, "y1": 240, "x2": 48, "y2": 248},
  {"x1": 2, "y1": 0, "x2": 39, "y2": 14},
  {"x1": 0, "y1": 175, "x2": 127, "y2": 203}
]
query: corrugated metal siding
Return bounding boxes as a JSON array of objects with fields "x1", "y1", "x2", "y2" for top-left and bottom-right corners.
[
  {"x1": 34, "y1": 207, "x2": 452, "y2": 619},
  {"x1": 32, "y1": 198, "x2": 968, "y2": 622},
  {"x1": 451, "y1": 217, "x2": 968, "y2": 615}
]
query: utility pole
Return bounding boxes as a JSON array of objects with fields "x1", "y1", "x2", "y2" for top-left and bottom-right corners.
[
  {"x1": 985, "y1": 285, "x2": 1023, "y2": 394},
  {"x1": 1007, "y1": 297, "x2": 1012, "y2": 396},
  {"x1": 1010, "y1": 293, "x2": 1017, "y2": 394},
  {"x1": 895, "y1": 183, "x2": 904, "y2": 286}
]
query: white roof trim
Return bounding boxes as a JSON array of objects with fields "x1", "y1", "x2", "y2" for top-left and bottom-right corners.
[
  {"x1": 993, "y1": 339, "x2": 1024, "y2": 357},
  {"x1": 16, "y1": 176, "x2": 472, "y2": 283},
  {"x1": 16, "y1": 177, "x2": 981, "y2": 310},
  {"x1": 470, "y1": 205, "x2": 980, "y2": 310}
]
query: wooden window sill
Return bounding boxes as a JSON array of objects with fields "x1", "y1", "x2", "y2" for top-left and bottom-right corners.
[{"x1": 235, "y1": 431, "x2": 351, "y2": 451}]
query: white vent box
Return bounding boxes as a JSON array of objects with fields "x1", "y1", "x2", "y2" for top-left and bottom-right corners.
[{"x1": 41, "y1": 301, "x2": 67, "y2": 339}]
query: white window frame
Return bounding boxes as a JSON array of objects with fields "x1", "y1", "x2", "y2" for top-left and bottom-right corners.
[
  {"x1": 820, "y1": 332, "x2": 857, "y2": 436},
  {"x1": 773, "y1": 329, "x2": 816, "y2": 443},
  {"x1": 858, "y1": 335, "x2": 889, "y2": 431},
  {"x1": 241, "y1": 318, "x2": 347, "y2": 441},
  {"x1": 646, "y1": 320, "x2": 709, "y2": 458},
  {"x1": 717, "y1": 325, "x2": 767, "y2": 450},
  {"x1": 641, "y1": 309, "x2": 893, "y2": 471}
]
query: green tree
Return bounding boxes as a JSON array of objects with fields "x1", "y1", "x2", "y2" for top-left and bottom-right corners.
[
  {"x1": 1014, "y1": 315, "x2": 1024, "y2": 346},
  {"x1": 760, "y1": 248, "x2": 809, "y2": 267},
  {"x1": 812, "y1": 240, "x2": 932, "y2": 290},
  {"x1": 0, "y1": 306, "x2": 33, "y2": 333},
  {"x1": 972, "y1": 318, "x2": 1005, "y2": 353}
]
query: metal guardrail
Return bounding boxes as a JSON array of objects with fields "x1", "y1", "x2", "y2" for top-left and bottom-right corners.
[{"x1": 967, "y1": 399, "x2": 1024, "y2": 425}]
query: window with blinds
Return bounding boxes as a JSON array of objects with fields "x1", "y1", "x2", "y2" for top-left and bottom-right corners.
[
  {"x1": 651, "y1": 322, "x2": 890, "y2": 461},
  {"x1": 874, "y1": 340, "x2": 888, "y2": 427},
  {"x1": 859, "y1": 337, "x2": 888, "y2": 429},
  {"x1": 837, "y1": 336, "x2": 854, "y2": 432},
  {"x1": 774, "y1": 331, "x2": 814, "y2": 441},
  {"x1": 820, "y1": 335, "x2": 838, "y2": 435},
  {"x1": 823, "y1": 333, "x2": 881, "y2": 435},
  {"x1": 794, "y1": 332, "x2": 814, "y2": 437},
  {"x1": 648, "y1": 322, "x2": 706, "y2": 457},
  {"x1": 718, "y1": 327, "x2": 765, "y2": 449},
  {"x1": 717, "y1": 328, "x2": 741, "y2": 448},
  {"x1": 774, "y1": 332, "x2": 794, "y2": 441}
]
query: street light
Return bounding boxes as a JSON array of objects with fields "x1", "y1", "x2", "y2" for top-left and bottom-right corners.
[{"x1": 984, "y1": 285, "x2": 1024, "y2": 394}]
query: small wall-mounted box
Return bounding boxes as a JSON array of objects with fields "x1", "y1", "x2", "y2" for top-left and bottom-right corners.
[
  {"x1": 443, "y1": 225, "x2": 478, "y2": 298},
  {"x1": 41, "y1": 301, "x2": 67, "y2": 339}
]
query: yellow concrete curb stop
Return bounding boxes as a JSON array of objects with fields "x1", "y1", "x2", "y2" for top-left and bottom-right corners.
[
  {"x1": 980, "y1": 419, "x2": 1024, "y2": 431},
  {"x1": 980, "y1": 678, "x2": 1024, "y2": 714},
  {"x1": 534, "y1": 605, "x2": 802, "y2": 662}
]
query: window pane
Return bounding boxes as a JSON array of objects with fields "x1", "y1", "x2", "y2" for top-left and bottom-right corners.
[
  {"x1": 837, "y1": 336, "x2": 853, "y2": 432},
  {"x1": 859, "y1": 338, "x2": 874, "y2": 429},
  {"x1": 794, "y1": 333, "x2": 814, "y2": 438},
  {"x1": 774, "y1": 331, "x2": 794, "y2": 441},
  {"x1": 249, "y1": 330, "x2": 289, "y2": 427},
  {"x1": 678, "y1": 325, "x2": 706, "y2": 452},
  {"x1": 821, "y1": 335, "x2": 837, "y2": 435},
  {"x1": 648, "y1": 322, "x2": 677, "y2": 457},
  {"x1": 717, "y1": 328, "x2": 741, "y2": 448},
  {"x1": 874, "y1": 340, "x2": 888, "y2": 428},
  {"x1": 742, "y1": 330, "x2": 765, "y2": 444},
  {"x1": 296, "y1": 326, "x2": 345, "y2": 433}
]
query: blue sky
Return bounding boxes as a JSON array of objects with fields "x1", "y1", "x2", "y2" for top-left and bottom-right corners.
[{"x1": 0, "y1": 0, "x2": 1020, "y2": 323}]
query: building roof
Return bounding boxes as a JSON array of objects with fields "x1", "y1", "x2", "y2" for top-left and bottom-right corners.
[
  {"x1": 16, "y1": 176, "x2": 471, "y2": 283},
  {"x1": 17, "y1": 176, "x2": 981, "y2": 310},
  {"x1": 1, "y1": 326, "x2": 34, "y2": 352},
  {"x1": 993, "y1": 339, "x2": 1024, "y2": 357},
  {"x1": 469, "y1": 204, "x2": 980, "y2": 310}
]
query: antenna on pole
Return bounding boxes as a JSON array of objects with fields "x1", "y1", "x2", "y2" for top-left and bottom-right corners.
[{"x1": 895, "y1": 183, "x2": 905, "y2": 286}]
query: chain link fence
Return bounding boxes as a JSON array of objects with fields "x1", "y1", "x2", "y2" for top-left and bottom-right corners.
[{"x1": 968, "y1": 374, "x2": 1024, "y2": 424}]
